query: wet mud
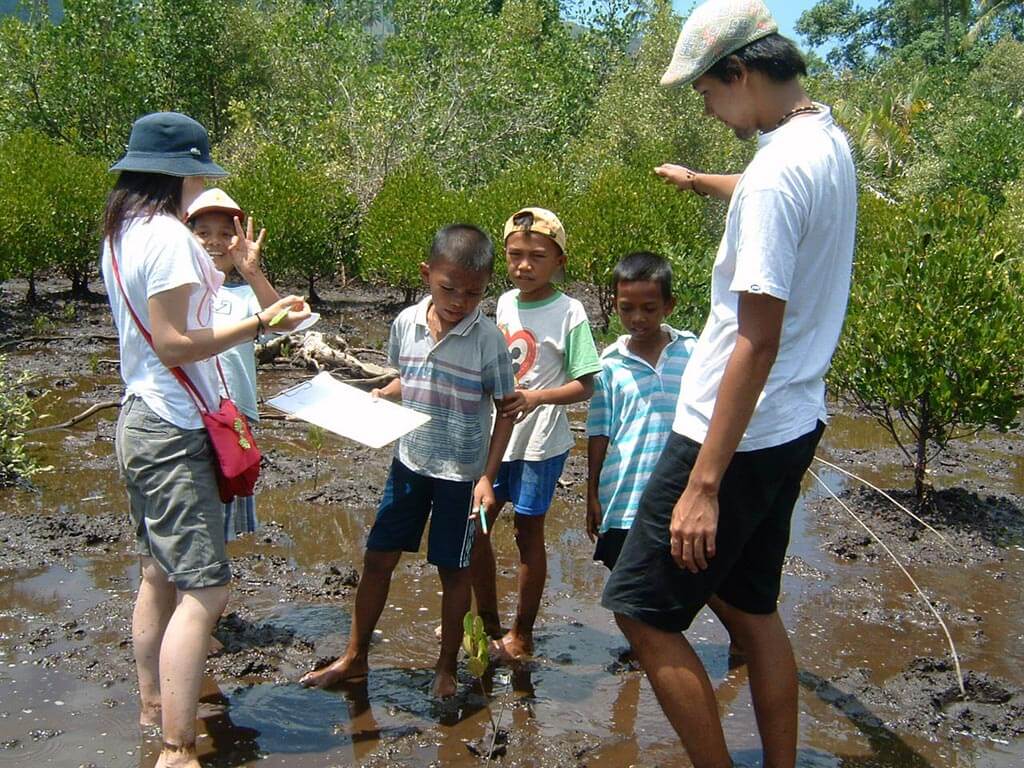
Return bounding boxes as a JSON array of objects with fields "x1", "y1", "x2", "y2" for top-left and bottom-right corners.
[{"x1": 1, "y1": 278, "x2": 1022, "y2": 766}]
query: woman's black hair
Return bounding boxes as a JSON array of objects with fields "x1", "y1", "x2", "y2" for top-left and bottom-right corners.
[
  {"x1": 613, "y1": 251, "x2": 673, "y2": 302},
  {"x1": 705, "y1": 33, "x2": 807, "y2": 83},
  {"x1": 103, "y1": 171, "x2": 184, "y2": 249}
]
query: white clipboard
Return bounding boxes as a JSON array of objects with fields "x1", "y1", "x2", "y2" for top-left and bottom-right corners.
[{"x1": 266, "y1": 371, "x2": 428, "y2": 449}]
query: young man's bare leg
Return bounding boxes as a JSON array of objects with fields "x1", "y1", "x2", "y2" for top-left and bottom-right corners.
[
  {"x1": 433, "y1": 564, "x2": 472, "y2": 698},
  {"x1": 468, "y1": 505, "x2": 504, "y2": 638},
  {"x1": 709, "y1": 596, "x2": 797, "y2": 768},
  {"x1": 300, "y1": 550, "x2": 401, "y2": 688},
  {"x1": 615, "y1": 612, "x2": 732, "y2": 768},
  {"x1": 134, "y1": 556, "x2": 177, "y2": 728},
  {"x1": 156, "y1": 584, "x2": 230, "y2": 768},
  {"x1": 494, "y1": 513, "x2": 545, "y2": 660}
]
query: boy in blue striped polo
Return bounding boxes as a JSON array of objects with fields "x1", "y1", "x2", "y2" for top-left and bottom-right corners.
[
  {"x1": 586, "y1": 252, "x2": 697, "y2": 569},
  {"x1": 301, "y1": 224, "x2": 516, "y2": 699}
]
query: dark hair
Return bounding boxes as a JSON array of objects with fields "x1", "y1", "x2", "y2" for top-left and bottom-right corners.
[
  {"x1": 705, "y1": 33, "x2": 807, "y2": 84},
  {"x1": 103, "y1": 171, "x2": 183, "y2": 249},
  {"x1": 430, "y1": 224, "x2": 494, "y2": 274},
  {"x1": 613, "y1": 251, "x2": 673, "y2": 302}
]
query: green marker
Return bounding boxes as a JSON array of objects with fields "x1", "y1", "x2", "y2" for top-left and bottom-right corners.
[
  {"x1": 268, "y1": 307, "x2": 290, "y2": 327},
  {"x1": 478, "y1": 503, "x2": 488, "y2": 535}
]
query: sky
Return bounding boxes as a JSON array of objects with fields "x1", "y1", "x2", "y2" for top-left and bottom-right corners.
[{"x1": 670, "y1": 0, "x2": 824, "y2": 44}]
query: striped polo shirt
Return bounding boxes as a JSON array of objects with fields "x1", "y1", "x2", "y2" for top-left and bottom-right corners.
[
  {"x1": 586, "y1": 326, "x2": 696, "y2": 532},
  {"x1": 388, "y1": 296, "x2": 515, "y2": 482}
]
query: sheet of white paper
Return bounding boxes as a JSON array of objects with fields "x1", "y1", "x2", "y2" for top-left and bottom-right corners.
[{"x1": 266, "y1": 371, "x2": 428, "y2": 449}]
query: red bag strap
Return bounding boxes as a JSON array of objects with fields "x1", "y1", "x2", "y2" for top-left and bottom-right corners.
[{"x1": 109, "y1": 240, "x2": 230, "y2": 414}]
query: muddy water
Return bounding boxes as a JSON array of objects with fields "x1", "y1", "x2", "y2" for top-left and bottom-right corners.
[{"x1": 1, "y1": 340, "x2": 1022, "y2": 767}]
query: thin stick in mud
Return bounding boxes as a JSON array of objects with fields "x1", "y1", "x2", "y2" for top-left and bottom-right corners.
[
  {"x1": 813, "y1": 455, "x2": 955, "y2": 553},
  {"x1": 809, "y1": 468, "x2": 966, "y2": 695}
]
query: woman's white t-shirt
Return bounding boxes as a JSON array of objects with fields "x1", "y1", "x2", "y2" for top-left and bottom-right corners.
[{"x1": 102, "y1": 213, "x2": 224, "y2": 430}]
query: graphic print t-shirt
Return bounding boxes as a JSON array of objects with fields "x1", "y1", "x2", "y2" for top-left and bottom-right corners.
[{"x1": 496, "y1": 290, "x2": 601, "y2": 462}]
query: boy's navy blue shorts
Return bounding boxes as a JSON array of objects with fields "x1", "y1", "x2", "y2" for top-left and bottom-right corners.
[
  {"x1": 602, "y1": 423, "x2": 824, "y2": 633},
  {"x1": 366, "y1": 458, "x2": 476, "y2": 569},
  {"x1": 593, "y1": 527, "x2": 630, "y2": 571},
  {"x1": 493, "y1": 451, "x2": 568, "y2": 516}
]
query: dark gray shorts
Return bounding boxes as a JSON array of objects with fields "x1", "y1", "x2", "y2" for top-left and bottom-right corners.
[
  {"x1": 602, "y1": 423, "x2": 824, "y2": 633},
  {"x1": 115, "y1": 397, "x2": 231, "y2": 590}
]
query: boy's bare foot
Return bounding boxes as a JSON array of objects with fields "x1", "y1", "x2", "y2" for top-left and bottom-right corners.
[
  {"x1": 490, "y1": 632, "x2": 532, "y2": 663},
  {"x1": 139, "y1": 702, "x2": 161, "y2": 729},
  {"x1": 431, "y1": 670, "x2": 458, "y2": 698},
  {"x1": 208, "y1": 635, "x2": 224, "y2": 655},
  {"x1": 299, "y1": 653, "x2": 369, "y2": 688},
  {"x1": 154, "y1": 741, "x2": 200, "y2": 768}
]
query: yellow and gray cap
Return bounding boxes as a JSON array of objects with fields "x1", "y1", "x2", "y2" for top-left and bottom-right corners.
[
  {"x1": 502, "y1": 207, "x2": 566, "y2": 254},
  {"x1": 661, "y1": 0, "x2": 778, "y2": 88}
]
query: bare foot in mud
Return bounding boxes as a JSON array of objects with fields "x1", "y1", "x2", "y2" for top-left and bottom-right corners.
[
  {"x1": 299, "y1": 653, "x2": 368, "y2": 688},
  {"x1": 155, "y1": 742, "x2": 200, "y2": 768},
  {"x1": 208, "y1": 634, "x2": 224, "y2": 655},
  {"x1": 431, "y1": 670, "x2": 458, "y2": 698},
  {"x1": 490, "y1": 632, "x2": 532, "y2": 663}
]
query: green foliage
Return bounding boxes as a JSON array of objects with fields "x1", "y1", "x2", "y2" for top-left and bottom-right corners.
[
  {"x1": 565, "y1": 161, "x2": 712, "y2": 328},
  {"x1": 0, "y1": 130, "x2": 108, "y2": 297},
  {"x1": 0, "y1": 355, "x2": 44, "y2": 487},
  {"x1": 224, "y1": 141, "x2": 358, "y2": 301},
  {"x1": 361, "y1": 160, "x2": 466, "y2": 302},
  {"x1": 462, "y1": 611, "x2": 490, "y2": 678},
  {"x1": 830, "y1": 191, "x2": 1024, "y2": 498}
]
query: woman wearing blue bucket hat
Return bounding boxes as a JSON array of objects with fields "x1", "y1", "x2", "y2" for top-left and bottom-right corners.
[{"x1": 101, "y1": 112, "x2": 309, "y2": 767}]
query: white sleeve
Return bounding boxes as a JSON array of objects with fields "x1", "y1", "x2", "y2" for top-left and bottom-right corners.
[
  {"x1": 144, "y1": 232, "x2": 201, "y2": 298},
  {"x1": 729, "y1": 188, "x2": 806, "y2": 301}
]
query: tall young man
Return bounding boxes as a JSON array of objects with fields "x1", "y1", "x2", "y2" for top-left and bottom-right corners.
[{"x1": 601, "y1": 2, "x2": 857, "y2": 767}]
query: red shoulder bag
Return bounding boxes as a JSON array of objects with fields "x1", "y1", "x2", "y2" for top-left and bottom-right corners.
[{"x1": 110, "y1": 247, "x2": 261, "y2": 503}]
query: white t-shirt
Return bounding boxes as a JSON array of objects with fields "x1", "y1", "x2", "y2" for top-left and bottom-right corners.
[
  {"x1": 496, "y1": 290, "x2": 602, "y2": 461},
  {"x1": 212, "y1": 283, "x2": 262, "y2": 422},
  {"x1": 674, "y1": 105, "x2": 857, "y2": 451},
  {"x1": 102, "y1": 214, "x2": 224, "y2": 430}
]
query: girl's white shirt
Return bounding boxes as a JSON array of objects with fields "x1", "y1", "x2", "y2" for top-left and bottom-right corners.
[{"x1": 102, "y1": 213, "x2": 224, "y2": 430}]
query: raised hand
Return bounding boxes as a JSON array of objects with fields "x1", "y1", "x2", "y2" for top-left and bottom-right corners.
[{"x1": 228, "y1": 216, "x2": 267, "y2": 279}]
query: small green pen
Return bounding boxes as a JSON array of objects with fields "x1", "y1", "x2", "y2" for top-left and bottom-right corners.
[
  {"x1": 478, "y1": 503, "x2": 488, "y2": 535},
  {"x1": 268, "y1": 307, "x2": 290, "y2": 327}
]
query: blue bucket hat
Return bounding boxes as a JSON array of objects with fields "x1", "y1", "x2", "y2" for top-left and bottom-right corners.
[{"x1": 110, "y1": 112, "x2": 228, "y2": 178}]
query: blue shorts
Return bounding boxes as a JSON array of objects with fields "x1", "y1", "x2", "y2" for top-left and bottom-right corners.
[
  {"x1": 493, "y1": 451, "x2": 569, "y2": 517},
  {"x1": 366, "y1": 459, "x2": 476, "y2": 569}
]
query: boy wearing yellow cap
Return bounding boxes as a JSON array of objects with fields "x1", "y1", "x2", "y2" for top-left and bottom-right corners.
[{"x1": 471, "y1": 207, "x2": 602, "y2": 661}]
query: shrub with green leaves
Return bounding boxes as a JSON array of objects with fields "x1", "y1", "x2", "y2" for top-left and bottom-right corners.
[
  {"x1": 0, "y1": 355, "x2": 44, "y2": 487},
  {"x1": 564, "y1": 161, "x2": 713, "y2": 329},
  {"x1": 224, "y1": 142, "x2": 358, "y2": 303},
  {"x1": 830, "y1": 191, "x2": 1024, "y2": 500},
  {"x1": 360, "y1": 159, "x2": 467, "y2": 303},
  {"x1": 0, "y1": 130, "x2": 108, "y2": 299}
]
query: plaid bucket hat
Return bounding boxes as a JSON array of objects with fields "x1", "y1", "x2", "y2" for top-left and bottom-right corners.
[
  {"x1": 110, "y1": 112, "x2": 227, "y2": 178},
  {"x1": 661, "y1": 0, "x2": 778, "y2": 88}
]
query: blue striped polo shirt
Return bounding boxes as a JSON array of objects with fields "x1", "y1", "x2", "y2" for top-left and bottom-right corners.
[
  {"x1": 388, "y1": 296, "x2": 515, "y2": 482},
  {"x1": 586, "y1": 326, "x2": 696, "y2": 532}
]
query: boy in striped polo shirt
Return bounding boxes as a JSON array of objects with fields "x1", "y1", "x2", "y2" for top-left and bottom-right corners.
[
  {"x1": 586, "y1": 252, "x2": 697, "y2": 569},
  {"x1": 301, "y1": 224, "x2": 516, "y2": 699}
]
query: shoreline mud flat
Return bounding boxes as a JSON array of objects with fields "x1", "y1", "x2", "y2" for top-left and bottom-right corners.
[{"x1": 1, "y1": 279, "x2": 1022, "y2": 767}]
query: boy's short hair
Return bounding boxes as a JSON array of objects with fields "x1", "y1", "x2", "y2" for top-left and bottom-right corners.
[
  {"x1": 613, "y1": 252, "x2": 674, "y2": 302},
  {"x1": 430, "y1": 224, "x2": 494, "y2": 274},
  {"x1": 705, "y1": 33, "x2": 807, "y2": 83}
]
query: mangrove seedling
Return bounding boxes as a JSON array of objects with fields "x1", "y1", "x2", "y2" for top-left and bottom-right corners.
[
  {"x1": 307, "y1": 424, "x2": 325, "y2": 489},
  {"x1": 463, "y1": 611, "x2": 509, "y2": 759}
]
